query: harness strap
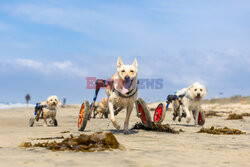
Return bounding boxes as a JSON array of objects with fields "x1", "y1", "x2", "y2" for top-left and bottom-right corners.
[{"x1": 113, "y1": 87, "x2": 138, "y2": 98}]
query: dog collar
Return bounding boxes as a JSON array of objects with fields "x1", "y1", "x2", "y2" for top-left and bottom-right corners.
[
  {"x1": 113, "y1": 87, "x2": 138, "y2": 98},
  {"x1": 45, "y1": 106, "x2": 57, "y2": 111}
]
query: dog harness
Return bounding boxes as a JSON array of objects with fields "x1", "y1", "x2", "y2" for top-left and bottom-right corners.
[{"x1": 113, "y1": 87, "x2": 138, "y2": 98}]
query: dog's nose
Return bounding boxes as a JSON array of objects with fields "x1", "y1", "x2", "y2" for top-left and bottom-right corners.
[
  {"x1": 125, "y1": 76, "x2": 130, "y2": 81},
  {"x1": 53, "y1": 102, "x2": 56, "y2": 105},
  {"x1": 197, "y1": 93, "x2": 201, "y2": 97}
]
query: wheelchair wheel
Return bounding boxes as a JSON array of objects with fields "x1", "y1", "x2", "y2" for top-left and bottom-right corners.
[
  {"x1": 153, "y1": 103, "x2": 166, "y2": 124},
  {"x1": 29, "y1": 117, "x2": 35, "y2": 127},
  {"x1": 78, "y1": 101, "x2": 90, "y2": 131},
  {"x1": 198, "y1": 111, "x2": 205, "y2": 126},
  {"x1": 135, "y1": 98, "x2": 152, "y2": 128},
  {"x1": 54, "y1": 119, "x2": 58, "y2": 126}
]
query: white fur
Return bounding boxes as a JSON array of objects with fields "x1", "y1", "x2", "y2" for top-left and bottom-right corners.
[
  {"x1": 174, "y1": 82, "x2": 207, "y2": 125},
  {"x1": 106, "y1": 57, "x2": 138, "y2": 134},
  {"x1": 42, "y1": 95, "x2": 59, "y2": 127}
]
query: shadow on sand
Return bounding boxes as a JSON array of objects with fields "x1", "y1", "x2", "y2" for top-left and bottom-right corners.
[{"x1": 109, "y1": 129, "x2": 139, "y2": 135}]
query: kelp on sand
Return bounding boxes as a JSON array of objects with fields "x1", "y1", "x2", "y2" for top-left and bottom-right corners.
[
  {"x1": 19, "y1": 132, "x2": 124, "y2": 152},
  {"x1": 132, "y1": 122, "x2": 183, "y2": 134},
  {"x1": 197, "y1": 126, "x2": 246, "y2": 135}
]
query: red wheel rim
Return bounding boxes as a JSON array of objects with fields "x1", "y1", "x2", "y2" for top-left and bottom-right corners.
[
  {"x1": 154, "y1": 104, "x2": 163, "y2": 123},
  {"x1": 198, "y1": 112, "x2": 202, "y2": 125},
  {"x1": 78, "y1": 104, "x2": 84, "y2": 127},
  {"x1": 137, "y1": 102, "x2": 147, "y2": 124}
]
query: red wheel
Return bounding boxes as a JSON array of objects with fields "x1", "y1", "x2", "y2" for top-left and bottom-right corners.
[
  {"x1": 154, "y1": 103, "x2": 166, "y2": 124},
  {"x1": 198, "y1": 111, "x2": 205, "y2": 126},
  {"x1": 135, "y1": 98, "x2": 152, "y2": 128},
  {"x1": 78, "y1": 101, "x2": 90, "y2": 131}
]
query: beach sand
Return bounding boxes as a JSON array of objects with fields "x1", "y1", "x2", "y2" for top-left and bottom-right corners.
[{"x1": 0, "y1": 103, "x2": 249, "y2": 167}]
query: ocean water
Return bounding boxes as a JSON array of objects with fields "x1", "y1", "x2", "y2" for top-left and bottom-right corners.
[{"x1": 0, "y1": 102, "x2": 35, "y2": 109}]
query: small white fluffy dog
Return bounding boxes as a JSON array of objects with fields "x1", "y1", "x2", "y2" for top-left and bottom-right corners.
[
  {"x1": 173, "y1": 82, "x2": 207, "y2": 125},
  {"x1": 106, "y1": 57, "x2": 138, "y2": 134},
  {"x1": 40, "y1": 95, "x2": 60, "y2": 127}
]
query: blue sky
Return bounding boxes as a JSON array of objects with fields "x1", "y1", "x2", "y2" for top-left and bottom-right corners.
[{"x1": 0, "y1": 0, "x2": 249, "y2": 104}]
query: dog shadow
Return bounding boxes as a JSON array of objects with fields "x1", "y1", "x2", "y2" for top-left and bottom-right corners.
[
  {"x1": 109, "y1": 129, "x2": 139, "y2": 135},
  {"x1": 171, "y1": 123, "x2": 196, "y2": 127},
  {"x1": 32, "y1": 124, "x2": 58, "y2": 127}
]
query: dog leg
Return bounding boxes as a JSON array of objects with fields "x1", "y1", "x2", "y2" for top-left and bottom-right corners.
[
  {"x1": 183, "y1": 107, "x2": 191, "y2": 123},
  {"x1": 43, "y1": 118, "x2": 48, "y2": 127},
  {"x1": 194, "y1": 110, "x2": 199, "y2": 126},
  {"x1": 173, "y1": 100, "x2": 179, "y2": 121},
  {"x1": 123, "y1": 104, "x2": 133, "y2": 134},
  {"x1": 177, "y1": 106, "x2": 182, "y2": 122},
  {"x1": 109, "y1": 102, "x2": 120, "y2": 130}
]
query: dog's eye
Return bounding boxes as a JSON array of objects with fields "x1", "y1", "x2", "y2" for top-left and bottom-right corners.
[
  {"x1": 194, "y1": 89, "x2": 197, "y2": 91},
  {"x1": 121, "y1": 70, "x2": 125, "y2": 73},
  {"x1": 200, "y1": 89, "x2": 203, "y2": 92},
  {"x1": 130, "y1": 70, "x2": 134, "y2": 73}
]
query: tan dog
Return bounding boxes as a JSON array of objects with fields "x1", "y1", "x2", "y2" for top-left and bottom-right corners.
[
  {"x1": 106, "y1": 57, "x2": 138, "y2": 134},
  {"x1": 95, "y1": 97, "x2": 108, "y2": 118},
  {"x1": 173, "y1": 82, "x2": 207, "y2": 125},
  {"x1": 41, "y1": 95, "x2": 60, "y2": 127}
]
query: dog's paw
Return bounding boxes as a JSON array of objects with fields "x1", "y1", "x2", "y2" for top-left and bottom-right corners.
[
  {"x1": 123, "y1": 129, "x2": 130, "y2": 134},
  {"x1": 115, "y1": 124, "x2": 121, "y2": 130},
  {"x1": 43, "y1": 124, "x2": 48, "y2": 127},
  {"x1": 112, "y1": 123, "x2": 120, "y2": 130},
  {"x1": 187, "y1": 117, "x2": 191, "y2": 123}
]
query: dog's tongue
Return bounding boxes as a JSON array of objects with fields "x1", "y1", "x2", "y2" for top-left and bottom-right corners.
[
  {"x1": 122, "y1": 87, "x2": 129, "y2": 94},
  {"x1": 122, "y1": 80, "x2": 131, "y2": 94}
]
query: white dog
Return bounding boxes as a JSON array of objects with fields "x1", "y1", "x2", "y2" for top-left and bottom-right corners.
[
  {"x1": 106, "y1": 57, "x2": 138, "y2": 134},
  {"x1": 173, "y1": 82, "x2": 207, "y2": 125},
  {"x1": 40, "y1": 95, "x2": 60, "y2": 127}
]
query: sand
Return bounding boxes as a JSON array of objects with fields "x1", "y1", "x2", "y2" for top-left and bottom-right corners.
[{"x1": 0, "y1": 103, "x2": 249, "y2": 167}]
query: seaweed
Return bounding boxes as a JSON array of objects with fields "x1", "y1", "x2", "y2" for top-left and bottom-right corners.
[
  {"x1": 19, "y1": 142, "x2": 32, "y2": 147},
  {"x1": 226, "y1": 113, "x2": 243, "y2": 120},
  {"x1": 60, "y1": 131, "x2": 70, "y2": 133},
  {"x1": 33, "y1": 136, "x2": 64, "y2": 140},
  {"x1": 19, "y1": 132, "x2": 124, "y2": 152},
  {"x1": 197, "y1": 126, "x2": 246, "y2": 135},
  {"x1": 205, "y1": 111, "x2": 222, "y2": 118},
  {"x1": 132, "y1": 122, "x2": 183, "y2": 134},
  {"x1": 241, "y1": 113, "x2": 250, "y2": 117}
]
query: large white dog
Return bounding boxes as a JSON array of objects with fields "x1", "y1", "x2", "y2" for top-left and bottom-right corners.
[
  {"x1": 173, "y1": 82, "x2": 207, "y2": 125},
  {"x1": 106, "y1": 57, "x2": 138, "y2": 134}
]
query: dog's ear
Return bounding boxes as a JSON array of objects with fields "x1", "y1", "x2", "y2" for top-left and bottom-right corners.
[
  {"x1": 203, "y1": 85, "x2": 208, "y2": 93},
  {"x1": 132, "y1": 57, "x2": 137, "y2": 68},
  {"x1": 188, "y1": 84, "x2": 194, "y2": 89},
  {"x1": 117, "y1": 56, "x2": 124, "y2": 69}
]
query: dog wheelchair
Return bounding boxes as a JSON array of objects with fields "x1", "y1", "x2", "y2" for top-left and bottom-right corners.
[
  {"x1": 153, "y1": 95, "x2": 205, "y2": 125},
  {"x1": 29, "y1": 103, "x2": 58, "y2": 127},
  {"x1": 78, "y1": 79, "x2": 152, "y2": 131}
]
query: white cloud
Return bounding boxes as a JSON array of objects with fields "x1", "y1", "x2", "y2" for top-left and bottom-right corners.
[
  {"x1": 16, "y1": 59, "x2": 43, "y2": 69},
  {"x1": 52, "y1": 61, "x2": 72, "y2": 70},
  {"x1": 14, "y1": 59, "x2": 85, "y2": 77}
]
